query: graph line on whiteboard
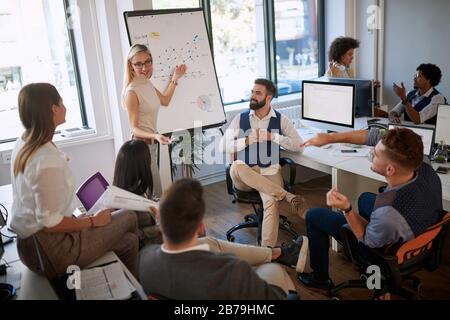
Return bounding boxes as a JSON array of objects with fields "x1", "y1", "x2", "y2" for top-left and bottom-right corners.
[{"x1": 152, "y1": 34, "x2": 208, "y2": 82}]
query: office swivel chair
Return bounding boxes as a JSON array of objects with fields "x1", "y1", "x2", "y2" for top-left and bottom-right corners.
[
  {"x1": 31, "y1": 235, "x2": 75, "y2": 300},
  {"x1": 225, "y1": 158, "x2": 299, "y2": 245},
  {"x1": 330, "y1": 211, "x2": 450, "y2": 300},
  {"x1": 76, "y1": 172, "x2": 109, "y2": 212}
]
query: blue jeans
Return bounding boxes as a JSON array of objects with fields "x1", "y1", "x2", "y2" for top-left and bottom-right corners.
[{"x1": 305, "y1": 192, "x2": 376, "y2": 279}]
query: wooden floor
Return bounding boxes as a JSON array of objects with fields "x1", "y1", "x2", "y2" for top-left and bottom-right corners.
[{"x1": 202, "y1": 176, "x2": 450, "y2": 300}]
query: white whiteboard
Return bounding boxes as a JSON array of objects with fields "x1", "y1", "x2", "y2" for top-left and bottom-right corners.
[{"x1": 124, "y1": 9, "x2": 226, "y2": 134}]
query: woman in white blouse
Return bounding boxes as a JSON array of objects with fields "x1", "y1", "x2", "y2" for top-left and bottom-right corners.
[
  {"x1": 11, "y1": 83, "x2": 140, "y2": 277},
  {"x1": 122, "y1": 44, "x2": 187, "y2": 198}
]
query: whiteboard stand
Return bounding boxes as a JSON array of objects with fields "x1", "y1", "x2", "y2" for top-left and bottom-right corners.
[{"x1": 159, "y1": 144, "x2": 172, "y2": 192}]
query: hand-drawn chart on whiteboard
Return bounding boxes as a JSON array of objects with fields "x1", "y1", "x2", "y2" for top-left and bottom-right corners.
[{"x1": 124, "y1": 9, "x2": 226, "y2": 134}]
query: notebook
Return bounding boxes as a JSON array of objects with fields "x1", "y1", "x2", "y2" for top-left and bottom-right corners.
[
  {"x1": 87, "y1": 186, "x2": 159, "y2": 215},
  {"x1": 75, "y1": 261, "x2": 136, "y2": 300}
]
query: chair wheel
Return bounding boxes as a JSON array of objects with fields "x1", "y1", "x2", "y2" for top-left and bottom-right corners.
[
  {"x1": 227, "y1": 235, "x2": 235, "y2": 242},
  {"x1": 244, "y1": 216, "x2": 252, "y2": 222},
  {"x1": 413, "y1": 280, "x2": 423, "y2": 292},
  {"x1": 360, "y1": 274, "x2": 368, "y2": 281},
  {"x1": 282, "y1": 220, "x2": 291, "y2": 228},
  {"x1": 330, "y1": 295, "x2": 341, "y2": 300}
]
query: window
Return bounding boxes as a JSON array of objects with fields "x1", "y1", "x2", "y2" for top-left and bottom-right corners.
[
  {"x1": 152, "y1": 0, "x2": 201, "y2": 9},
  {"x1": 0, "y1": 0, "x2": 84, "y2": 143},
  {"x1": 274, "y1": 0, "x2": 319, "y2": 96},
  {"x1": 151, "y1": 0, "x2": 323, "y2": 107},
  {"x1": 210, "y1": 0, "x2": 266, "y2": 104}
]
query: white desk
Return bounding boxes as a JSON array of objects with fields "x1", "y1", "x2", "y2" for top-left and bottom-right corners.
[{"x1": 283, "y1": 126, "x2": 450, "y2": 251}]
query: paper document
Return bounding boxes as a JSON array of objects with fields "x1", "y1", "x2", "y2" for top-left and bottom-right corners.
[
  {"x1": 88, "y1": 186, "x2": 159, "y2": 215},
  {"x1": 75, "y1": 261, "x2": 135, "y2": 300}
]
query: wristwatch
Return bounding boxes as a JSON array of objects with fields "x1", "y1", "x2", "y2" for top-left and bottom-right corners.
[
  {"x1": 338, "y1": 204, "x2": 352, "y2": 216},
  {"x1": 401, "y1": 98, "x2": 408, "y2": 105}
]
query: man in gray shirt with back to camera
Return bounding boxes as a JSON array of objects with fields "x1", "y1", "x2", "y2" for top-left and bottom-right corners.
[
  {"x1": 295, "y1": 127, "x2": 442, "y2": 294},
  {"x1": 139, "y1": 178, "x2": 308, "y2": 300}
]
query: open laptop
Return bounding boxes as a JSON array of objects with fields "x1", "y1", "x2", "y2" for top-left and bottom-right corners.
[{"x1": 388, "y1": 123, "x2": 435, "y2": 157}]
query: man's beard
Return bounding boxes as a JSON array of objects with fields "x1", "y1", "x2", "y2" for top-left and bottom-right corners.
[{"x1": 249, "y1": 99, "x2": 266, "y2": 110}]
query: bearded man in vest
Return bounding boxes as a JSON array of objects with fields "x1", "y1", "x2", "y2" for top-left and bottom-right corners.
[{"x1": 219, "y1": 78, "x2": 306, "y2": 248}]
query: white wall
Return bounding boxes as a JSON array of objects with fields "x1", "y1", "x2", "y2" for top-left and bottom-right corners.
[
  {"x1": 351, "y1": 0, "x2": 450, "y2": 108},
  {"x1": 324, "y1": 0, "x2": 346, "y2": 65},
  {"x1": 382, "y1": 0, "x2": 450, "y2": 107}
]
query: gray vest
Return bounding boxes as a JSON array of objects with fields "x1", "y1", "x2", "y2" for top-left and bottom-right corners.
[{"x1": 373, "y1": 163, "x2": 442, "y2": 236}]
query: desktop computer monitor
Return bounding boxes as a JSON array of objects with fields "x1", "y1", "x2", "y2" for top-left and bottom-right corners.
[
  {"x1": 435, "y1": 104, "x2": 450, "y2": 146},
  {"x1": 316, "y1": 77, "x2": 373, "y2": 117},
  {"x1": 301, "y1": 80, "x2": 355, "y2": 132},
  {"x1": 388, "y1": 123, "x2": 435, "y2": 157}
]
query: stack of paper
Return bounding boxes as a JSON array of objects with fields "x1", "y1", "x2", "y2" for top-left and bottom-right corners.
[
  {"x1": 75, "y1": 261, "x2": 136, "y2": 300},
  {"x1": 88, "y1": 186, "x2": 159, "y2": 215}
]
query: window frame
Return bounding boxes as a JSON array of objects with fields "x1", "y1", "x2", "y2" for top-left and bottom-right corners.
[
  {"x1": 0, "y1": 0, "x2": 90, "y2": 144},
  {"x1": 202, "y1": 0, "x2": 325, "y2": 105},
  {"x1": 63, "y1": 0, "x2": 88, "y2": 126}
]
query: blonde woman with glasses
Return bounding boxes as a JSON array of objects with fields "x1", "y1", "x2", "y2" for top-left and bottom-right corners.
[{"x1": 122, "y1": 44, "x2": 187, "y2": 198}]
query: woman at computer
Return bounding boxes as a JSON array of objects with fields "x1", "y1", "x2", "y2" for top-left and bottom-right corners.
[
  {"x1": 326, "y1": 36, "x2": 384, "y2": 116},
  {"x1": 122, "y1": 44, "x2": 187, "y2": 198},
  {"x1": 10, "y1": 83, "x2": 140, "y2": 277}
]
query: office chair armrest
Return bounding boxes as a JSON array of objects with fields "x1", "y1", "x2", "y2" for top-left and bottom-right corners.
[
  {"x1": 280, "y1": 157, "x2": 296, "y2": 193},
  {"x1": 339, "y1": 224, "x2": 396, "y2": 267},
  {"x1": 339, "y1": 224, "x2": 359, "y2": 264},
  {"x1": 225, "y1": 164, "x2": 234, "y2": 195}
]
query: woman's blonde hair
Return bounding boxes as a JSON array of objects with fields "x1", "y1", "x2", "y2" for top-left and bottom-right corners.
[
  {"x1": 121, "y1": 44, "x2": 152, "y2": 107},
  {"x1": 13, "y1": 83, "x2": 61, "y2": 176}
]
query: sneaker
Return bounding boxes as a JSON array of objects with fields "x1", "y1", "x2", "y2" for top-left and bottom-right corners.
[
  {"x1": 275, "y1": 236, "x2": 309, "y2": 273},
  {"x1": 297, "y1": 272, "x2": 334, "y2": 294}
]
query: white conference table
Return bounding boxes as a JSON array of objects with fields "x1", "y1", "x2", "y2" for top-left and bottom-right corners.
[{"x1": 283, "y1": 126, "x2": 450, "y2": 251}]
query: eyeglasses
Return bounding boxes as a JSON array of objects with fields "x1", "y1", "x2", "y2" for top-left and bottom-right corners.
[
  {"x1": 414, "y1": 72, "x2": 423, "y2": 79},
  {"x1": 132, "y1": 59, "x2": 153, "y2": 69}
]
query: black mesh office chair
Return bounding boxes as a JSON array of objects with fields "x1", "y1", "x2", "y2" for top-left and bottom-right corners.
[{"x1": 225, "y1": 158, "x2": 299, "y2": 245}]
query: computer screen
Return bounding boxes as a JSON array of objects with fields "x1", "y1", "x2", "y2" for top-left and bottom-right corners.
[
  {"x1": 317, "y1": 77, "x2": 373, "y2": 117},
  {"x1": 388, "y1": 124, "x2": 435, "y2": 157},
  {"x1": 435, "y1": 104, "x2": 450, "y2": 146},
  {"x1": 301, "y1": 80, "x2": 355, "y2": 132}
]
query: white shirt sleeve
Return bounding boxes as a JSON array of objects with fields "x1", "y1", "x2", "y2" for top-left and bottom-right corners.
[
  {"x1": 219, "y1": 114, "x2": 247, "y2": 154},
  {"x1": 418, "y1": 94, "x2": 446, "y2": 123},
  {"x1": 272, "y1": 115, "x2": 304, "y2": 153},
  {"x1": 390, "y1": 100, "x2": 405, "y2": 115},
  {"x1": 32, "y1": 161, "x2": 73, "y2": 228}
]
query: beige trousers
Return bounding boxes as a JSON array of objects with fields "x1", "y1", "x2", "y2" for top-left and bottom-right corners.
[
  {"x1": 229, "y1": 160, "x2": 287, "y2": 247},
  {"x1": 199, "y1": 236, "x2": 295, "y2": 294},
  {"x1": 18, "y1": 210, "x2": 140, "y2": 278}
]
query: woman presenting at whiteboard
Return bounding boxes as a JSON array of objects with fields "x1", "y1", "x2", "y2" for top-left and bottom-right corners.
[{"x1": 122, "y1": 44, "x2": 187, "y2": 198}]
